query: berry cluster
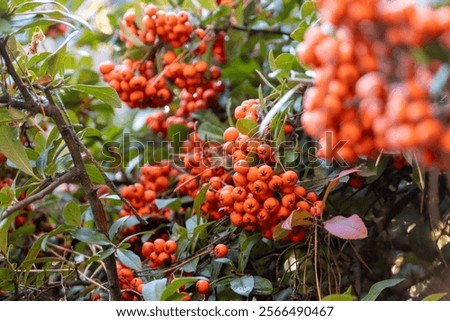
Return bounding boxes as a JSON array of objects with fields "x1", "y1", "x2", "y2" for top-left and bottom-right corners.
[
  {"x1": 141, "y1": 238, "x2": 177, "y2": 269},
  {"x1": 99, "y1": 59, "x2": 172, "y2": 108},
  {"x1": 199, "y1": 103, "x2": 323, "y2": 242},
  {"x1": 116, "y1": 262, "x2": 144, "y2": 301},
  {"x1": 100, "y1": 4, "x2": 226, "y2": 120},
  {"x1": 120, "y1": 161, "x2": 179, "y2": 220},
  {"x1": 297, "y1": 0, "x2": 450, "y2": 169},
  {"x1": 121, "y1": 5, "x2": 193, "y2": 49}
]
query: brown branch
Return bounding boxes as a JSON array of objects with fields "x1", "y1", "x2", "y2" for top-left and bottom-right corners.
[
  {"x1": 0, "y1": 37, "x2": 43, "y2": 114},
  {"x1": 427, "y1": 169, "x2": 440, "y2": 230},
  {"x1": 0, "y1": 169, "x2": 78, "y2": 221},
  {"x1": 74, "y1": 139, "x2": 148, "y2": 226},
  {"x1": 42, "y1": 89, "x2": 121, "y2": 300},
  {"x1": 0, "y1": 38, "x2": 121, "y2": 301}
]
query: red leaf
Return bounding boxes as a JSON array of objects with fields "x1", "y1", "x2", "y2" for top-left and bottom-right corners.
[{"x1": 323, "y1": 214, "x2": 368, "y2": 240}]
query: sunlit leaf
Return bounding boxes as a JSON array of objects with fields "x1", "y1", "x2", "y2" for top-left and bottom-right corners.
[{"x1": 0, "y1": 125, "x2": 37, "y2": 178}]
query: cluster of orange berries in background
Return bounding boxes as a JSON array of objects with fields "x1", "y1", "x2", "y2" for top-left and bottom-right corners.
[
  {"x1": 99, "y1": 58, "x2": 172, "y2": 108},
  {"x1": 141, "y1": 238, "x2": 177, "y2": 268},
  {"x1": 120, "y1": 161, "x2": 178, "y2": 220},
  {"x1": 297, "y1": 0, "x2": 450, "y2": 169},
  {"x1": 100, "y1": 4, "x2": 227, "y2": 140}
]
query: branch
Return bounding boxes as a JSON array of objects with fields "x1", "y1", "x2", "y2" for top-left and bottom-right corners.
[
  {"x1": 0, "y1": 38, "x2": 121, "y2": 301},
  {"x1": 74, "y1": 138, "x2": 148, "y2": 226},
  {"x1": 42, "y1": 89, "x2": 121, "y2": 300},
  {"x1": 0, "y1": 169, "x2": 78, "y2": 221},
  {"x1": 212, "y1": 25, "x2": 291, "y2": 36},
  {"x1": 0, "y1": 38, "x2": 43, "y2": 115}
]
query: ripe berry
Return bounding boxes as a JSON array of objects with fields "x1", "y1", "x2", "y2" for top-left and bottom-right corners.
[
  {"x1": 196, "y1": 279, "x2": 210, "y2": 294},
  {"x1": 214, "y1": 243, "x2": 228, "y2": 258}
]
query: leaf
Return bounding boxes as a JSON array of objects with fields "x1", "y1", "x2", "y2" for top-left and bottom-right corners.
[
  {"x1": 154, "y1": 198, "x2": 181, "y2": 211},
  {"x1": 273, "y1": 222, "x2": 290, "y2": 241},
  {"x1": 322, "y1": 293, "x2": 355, "y2": 301},
  {"x1": 63, "y1": 201, "x2": 81, "y2": 226},
  {"x1": 0, "y1": 186, "x2": 15, "y2": 207},
  {"x1": 198, "y1": 121, "x2": 225, "y2": 143},
  {"x1": 68, "y1": 84, "x2": 121, "y2": 109},
  {"x1": 236, "y1": 118, "x2": 259, "y2": 137},
  {"x1": 361, "y1": 278, "x2": 404, "y2": 301},
  {"x1": 71, "y1": 228, "x2": 112, "y2": 246},
  {"x1": 275, "y1": 53, "x2": 297, "y2": 72},
  {"x1": 160, "y1": 277, "x2": 201, "y2": 301},
  {"x1": 0, "y1": 214, "x2": 17, "y2": 253},
  {"x1": 142, "y1": 278, "x2": 167, "y2": 301},
  {"x1": 281, "y1": 211, "x2": 312, "y2": 230},
  {"x1": 323, "y1": 214, "x2": 368, "y2": 240},
  {"x1": 258, "y1": 85, "x2": 300, "y2": 136},
  {"x1": 0, "y1": 125, "x2": 36, "y2": 178},
  {"x1": 0, "y1": 19, "x2": 12, "y2": 36},
  {"x1": 15, "y1": 1, "x2": 69, "y2": 13},
  {"x1": 36, "y1": 142, "x2": 54, "y2": 175},
  {"x1": 422, "y1": 292, "x2": 447, "y2": 301},
  {"x1": 193, "y1": 183, "x2": 209, "y2": 218},
  {"x1": 252, "y1": 276, "x2": 273, "y2": 295},
  {"x1": 230, "y1": 276, "x2": 254, "y2": 297},
  {"x1": 238, "y1": 233, "x2": 260, "y2": 273},
  {"x1": 168, "y1": 124, "x2": 190, "y2": 151},
  {"x1": 85, "y1": 164, "x2": 105, "y2": 184},
  {"x1": 198, "y1": 0, "x2": 216, "y2": 10},
  {"x1": 117, "y1": 249, "x2": 142, "y2": 271},
  {"x1": 108, "y1": 216, "x2": 130, "y2": 240}
]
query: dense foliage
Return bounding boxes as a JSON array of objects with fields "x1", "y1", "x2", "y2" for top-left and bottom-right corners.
[{"x1": 0, "y1": 0, "x2": 448, "y2": 301}]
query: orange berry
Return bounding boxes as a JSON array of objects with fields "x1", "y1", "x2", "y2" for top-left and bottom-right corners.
[
  {"x1": 164, "y1": 240, "x2": 177, "y2": 255},
  {"x1": 214, "y1": 243, "x2": 228, "y2": 258},
  {"x1": 153, "y1": 238, "x2": 166, "y2": 254},
  {"x1": 196, "y1": 279, "x2": 210, "y2": 294},
  {"x1": 223, "y1": 127, "x2": 240, "y2": 142}
]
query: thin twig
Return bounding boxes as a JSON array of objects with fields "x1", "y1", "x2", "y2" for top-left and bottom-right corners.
[{"x1": 1, "y1": 169, "x2": 78, "y2": 221}]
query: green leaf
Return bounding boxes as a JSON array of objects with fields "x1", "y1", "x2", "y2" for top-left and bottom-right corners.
[
  {"x1": 259, "y1": 85, "x2": 300, "y2": 136},
  {"x1": 0, "y1": 214, "x2": 17, "y2": 254},
  {"x1": 0, "y1": 125, "x2": 36, "y2": 178},
  {"x1": 361, "y1": 278, "x2": 404, "y2": 301},
  {"x1": 15, "y1": 1, "x2": 69, "y2": 13},
  {"x1": 273, "y1": 222, "x2": 290, "y2": 241},
  {"x1": 108, "y1": 216, "x2": 130, "y2": 240},
  {"x1": 193, "y1": 183, "x2": 209, "y2": 218},
  {"x1": 63, "y1": 201, "x2": 81, "y2": 226},
  {"x1": 0, "y1": 186, "x2": 15, "y2": 207},
  {"x1": 230, "y1": 276, "x2": 254, "y2": 297},
  {"x1": 142, "y1": 278, "x2": 167, "y2": 301},
  {"x1": 168, "y1": 124, "x2": 190, "y2": 151},
  {"x1": 252, "y1": 276, "x2": 273, "y2": 295},
  {"x1": 236, "y1": 118, "x2": 259, "y2": 138},
  {"x1": 422, "y1": 292, "x2": 447, "y2": 301},
  {"x1": 198, "y1": 121, "x2": 225, "y2": 143},
  {"x1": 198, "y1": 0, "x2": 216, "y2": 10},
  {"x1": 160, "y1": 277, "x2": 201, "y2": 301},
  {"x1": 0, "y1": 19, "x2": 12, "y2": 36},
  {"x1": 322, "y1": 293, "x2": 356, "y2": 301},
  {"x1": 268, "y1": 50, "x2": 277, "y2": 72},
  {"x1": 85, "y1": 164, "x2": 105, "y2": 184},
  {"x1": 155, "y1": 198, "x2": 181, "y2": 211},
  {"x1": 275, "y1": 53, "x2": 297, "y2": 72},
  {"x1": 68, "y1": 84, "x2": 121, "y2": 109},
  {"x1": 238, "y1": 233, "x2": 260, "y2": 273},
  {"x1": 117, "y1": 248, "x2": 142, "y2": 271},
  {"x1": 71, "y1": 228, "x2": 112, "y2": 246},
  {"x1": 36, "y1": 142, "x2": 54, "y2": 175}
]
